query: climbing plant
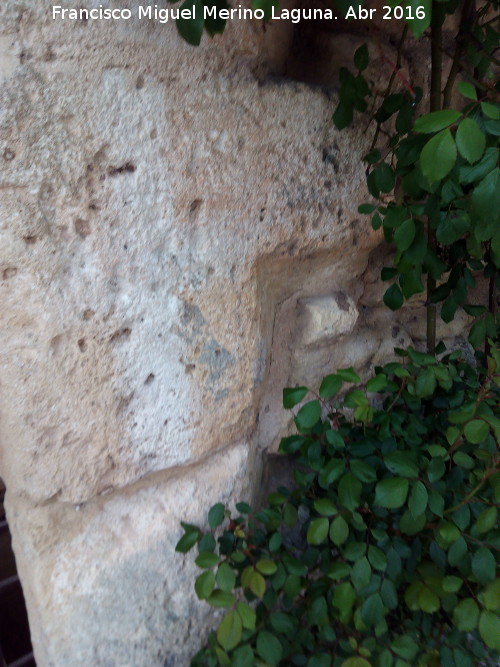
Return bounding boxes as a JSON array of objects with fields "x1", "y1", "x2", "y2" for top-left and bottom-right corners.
[
  {"x1": 332, "y1": 0, "x2": 500, "y2": 354},
  {"x1": 177, "y1": 349, "x2": 500, "y2": 665},
  {"x1": 173, "y1": 1, "x2": 500, "y2": 665}
]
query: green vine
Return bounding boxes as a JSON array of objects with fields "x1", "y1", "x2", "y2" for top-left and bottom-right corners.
[{"x1": 172, "y1": 1, "x2": 500, "y2": 664}]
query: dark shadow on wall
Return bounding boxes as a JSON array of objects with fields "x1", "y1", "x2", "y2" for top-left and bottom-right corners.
[{"x1": 0, "y1": 479, "x2": 36, "y2": 667}]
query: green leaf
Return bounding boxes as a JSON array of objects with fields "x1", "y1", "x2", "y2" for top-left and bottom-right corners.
[
  {"x1": 361, "y1": 592, "x2": 384, "y2": 626},
  {"x1": 333, "y1": 102, "x2": 353, "y2": 130},
  {"x1": 391, "y1": 635, "x2": 419, "y2": 660},
  {"x1": 453, "y1": 451, "x2": 475, "y2": 469},
  {"x1": 319, "y1": 374, "x2": 343, "y2": 398},
  {"x1": 368, "y1": 545, "x2": 387, "y2": 571},
  {"x1": 354, "y1": 44, "x2": 369, "y2": 71},
  {"x1": 307, "y1": 517, "x2": 329, "y2": 545},
  {"x1": 256, "y1": 630, "x2": 283, "y2": 665},
  {"x1": 479, "y1": 611, "x2": 500, "y2": 651},
  {"x1": 314, "y1": 498, "x2": 338, "y2": 516},
  {"x1": 333, "y1": 582, "x2": 356, "y2": 612},
  {"x1": 448, "y1": 536, "x2": 467, "y2": 566},
  {"x1": 374, "y1": 162, "x2": 396, "y2": 193},
  {"x1": 329, "y1": 515, "x2": 349, "y2": 546},
  {"x1": 283, "y1": 386, "x2": 308, "y2": 409},
  {"x1": 195, "y1": 552, "x2": 220, "y2": 568},
  {"x1": 464, "y1": 419, "x2": 488, "y2": 443},
  {"x1": 175, "y1": 529, "x2": 199, "y2": 553},
  {"x1": 328, "y1": 562, "x2": 351, "y2": 580},
  {"x1": 235, "y1": 502, "x2": 251, "y2": 514},
  {"x1": 248, "y1": 571, "x2": 266, "y2": 598},
  {"x1": 366, "y1": 373, "x2": 388, "y2": 392},
  {"x1": 384, "y1": 452, "x2": 419, "y2": 478},
  {"x1": 375, "y1": 478, "x2": 409, "y2": 509},
  {"x1": 195, "y1": 570, "x2": 215, "y2": 599},
  {"x1": 351, "y1": 557, "x2": 371, "y2": 591},
  {"x1": 319, "y1": 459, "x2": 346, "y2": 487},
  {"x1": 202, "y1": 0, "x2": 228, "y2": 36},
  {"x1": 381, "y1": 579, "x2": 398, "y2": 609},
  {"x1": 394, "y1": 219, "x2": 416, "y2": 252},
  {"x1": 405, "y1": 0, "x2": 431, "y2": 37},
  {"x1": 256, "y1": 559, "x2": 277, "y2": 576},
  {"x1": 231, "y1": 645, "x2": 254, "y2": 667},
  {"x1": 207, "y1": 590, "x2": 235, "y2": 608},
  {"x1": 439, "y1": 520, "x2": 460, "y2": 543},
  {"x1": 283, "y1": 503, "x2": 298, "y2": 528},
  {"x1": 337, "y1": 367, "x2": 361, "y2": 383},
  {"x1": 471, "y1": 547, "x2": 496, "y2": 584},
  {"x1": 208, "y1": 503, "x2": 225, "y2": 529},
  {"x1": 414, "y1": 110, "x2": 461, "y2": 133},
  {"x1": 459, "y1": 147, "x2": 498, "y2": 185},
  {"x1": 442, "y1": 576, "x2": 463, "y2": 593},
  {"x1": 295, "y1": 400, "x2": 321, "y2": 430},
  {"x1": 436, "y1": 210, "x2": 470, "y2": 245},
  {"x1": 236, "y1": 602, "x2": 256, "y2": 631},
  {"x1": 456, "y1": 118, "x2": 486, "y2": 164},
  {"x1": 176, "y1": 0, "x2": 204, "y2": 45},
  {"x1": 471, "y1": 168, "x2": 500, "y2": 241},
  {"x1": 215, "y1": 647, "x2": 230, "y2": 666},
  {"x1": 481, "y1": 101, "x2": 500, "y2": 119},
  {"x1": 217, "y1": 611, "x2": 242, "y2": 651},
  {"x1": 217, "y1": 562, "x2": 236, "y2": 592},
  {"x1": 480, "y1": 579, "x2": 500, "y2": 611},
  {"x1": 339, "y1": 473, "x2": 362, "y2": 511},
  {"x1": 416, "y1": 367, "x2": 437, "y2": 398},
  {"x1": 270, "y1": 612, "x2": 295, "y2": 635},
  {"x1": 420, "y1": 129, "x2": 457, "y2": 184},
  {"x1": 341, "y1": 658, "x2": 371, "y2": 667},
  {"x1": 469, "y1": 318, "x2": 487, "y2": 349},
  {"x1": 418, "y1": 585, "x2": 440, "y2": 613},
  {"x1": 351, "y1": 459, "x2": 377, "y2": 483},
  {"x1": 453, "y1": 598, "x2": 479, "y2": 631},
  {"x1": 384, "y1": 284, "x2": 404, "y2": 310},
  {"x1": 457, "y1": 81, "x2": 477, "y2": 100},
  {"x1": 475, "y1": 506, "x2": 497, "y2": 534},
  {"x1": 409, "y1": 481, "x2": 428, "y2": 518}
]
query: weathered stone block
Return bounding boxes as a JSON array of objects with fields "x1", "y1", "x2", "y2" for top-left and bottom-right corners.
[
  {"x1": 298, "y1": 293, "x2": 359, "y2": 347},
  {"x1": 6, "y1": 444, "x2": 251, "y2": 667}
]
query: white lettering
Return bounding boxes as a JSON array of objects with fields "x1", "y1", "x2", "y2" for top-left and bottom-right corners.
[{"x1": 138, "y1": 6, "x2": 151, "y2": 19}]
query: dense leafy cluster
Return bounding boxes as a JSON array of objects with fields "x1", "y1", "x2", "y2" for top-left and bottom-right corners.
[
  {"x1": 334, "y1": 39, "x2": 500, "y2": 350},
  {"x1": 177, "y1": 348, "x2": 500, "y2": 666},
  {"x1": 172, "y1": 0, "x2": 500, "y2": 663}
]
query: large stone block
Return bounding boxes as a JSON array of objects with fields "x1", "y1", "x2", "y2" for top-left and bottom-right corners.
[
  {"x1": 0, "y1": 2, "x2": 387, "y2": 665},
  {"x1": 6, "y1": 443, "x2": 251, "y2": 667},
  {"x1": 0, "y1": 2, "x2": 374, "y2": 507}
]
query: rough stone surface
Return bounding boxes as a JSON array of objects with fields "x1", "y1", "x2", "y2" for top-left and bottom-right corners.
[
  {"x1": 299, "y1": 293, "x2": 358, "y2": 346},
  {"x1": 0, "y1": 2, "x2": 474, "y2": 666},
  {"x1": 0, "y1": 1, "x2": 374, "y2": 507},
  {"x1": 7, "y1": 443, "x2": 251, "y2": 667}
]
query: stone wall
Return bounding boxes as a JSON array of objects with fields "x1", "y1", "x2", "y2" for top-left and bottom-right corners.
[{"x1": 0, "y1": 2, "x2": 472, "y2": 665}]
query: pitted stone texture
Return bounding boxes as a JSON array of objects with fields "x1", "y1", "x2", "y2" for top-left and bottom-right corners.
[
  {"x1": 6, "y1": 443, "x2": 251, "y2": 667},
  {"x1": 299, "y1": 292, "x2": 358, "y2": 347},
  {"x1": 0, "y1": 1, "x2": 375, "y2": 506}
]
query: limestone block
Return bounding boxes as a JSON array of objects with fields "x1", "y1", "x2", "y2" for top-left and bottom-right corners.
[
  {"x1": 6, "y1": 443, "x2": 251, "y2": 667},
  {"x1": 299, "y1": 293, "x2": 359, "y2": 347},
  {"x1": 0, "y1": 6, "x2": 374, "y2": 505},
  {"x1": 0, "y1": 2, "x2": 386, "y2": 665}
]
